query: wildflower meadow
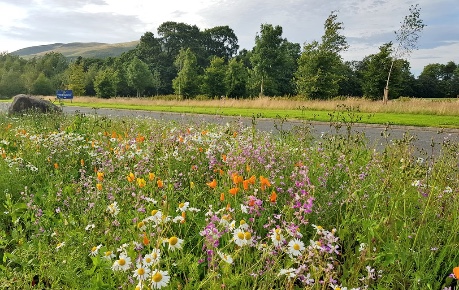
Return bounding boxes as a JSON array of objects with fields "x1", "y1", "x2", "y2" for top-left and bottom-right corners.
[{"x1": 0, "y1": 111, "x2": 458, "y2": 289}]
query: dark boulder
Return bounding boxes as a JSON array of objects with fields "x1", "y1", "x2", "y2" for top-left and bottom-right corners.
[{"x1": 8, "y1": 94, "x2": 62, "y2": 115}]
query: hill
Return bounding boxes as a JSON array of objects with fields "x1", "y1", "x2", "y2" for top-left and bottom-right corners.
[{"x1": 11, "y1": 41, "x2": 139, "y2": 59}]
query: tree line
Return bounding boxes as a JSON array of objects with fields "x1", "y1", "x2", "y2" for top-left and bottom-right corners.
[{"x1": 1, "y1": 13, "x2": 458, "y2": 100}]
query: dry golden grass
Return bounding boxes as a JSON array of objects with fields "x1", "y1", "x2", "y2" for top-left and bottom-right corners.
[{"x1": 54, "y1": 96, "x2": 459, "y2": 116}]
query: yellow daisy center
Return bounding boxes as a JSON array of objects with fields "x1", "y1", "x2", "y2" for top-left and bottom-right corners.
[
  {"x1": 151, "y1": 209, "x2": 158, "y2": 216},
  {"x1": 244, "y1": 231, "x2": 251, "y2": 240},
  {"x1": 169, "y1": 236, "x2": 178, "y2": 246},
  {"x1": 105, "y1": 251, "x2": 112, "y2": 256},
  {"x1": 179, "y1": 202, "x2": 185, "y2": 208},
  {"x1": 275, "y1": 234, "x2": 281, "y2": 241},
  {"x1": 145, "y1": 257, "x2": 152, "y2": 263},
  {"x1": 240, "y1": 219, "x2": 246, "y2": 225},
  {"x1": 293, "y1": 243, "x2": 300, "y2": 251},
  {"x1": 152, "y1": 272, "x2": 162, "y2": 282},
  {"x1": 237, "y1": 232, "x2": 244, "y2": 239},
  {"x1": 137, "y1": 221, "x2": 144, "y2": 228},
  {"x1": 91, "y1": 246, "x2": 97, "y2": 252},
  {"x1": 137, "y1": 268, "x2": 145, "y2": 275},
  {"x1": 118, "y1": 258, "x2": 126, "y2": 266}
]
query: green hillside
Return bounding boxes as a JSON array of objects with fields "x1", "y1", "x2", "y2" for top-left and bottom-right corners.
[{"x1": 11, "y1": 41, "x2": 139, "y2": 59}]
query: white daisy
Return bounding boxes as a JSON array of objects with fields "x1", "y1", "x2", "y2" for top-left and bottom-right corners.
[
  {"x1": 278, "y1": 268, "x2": 296, "y2": 279},
  {"x1": 150, "y1": 269, "x2": 170, "y2": 289},
  {"x1": 217, "y1": 250, "x2": 233, "y2": 264},
  {"x1": 143, "y1": 248, "x2": 161, "y2": 266},
  {"x1": 56, "y1": 241, "x2": 65, "y2": 250},
  {"x1": 102, "y1": 250, "x2": 116, "y2": 261},
  {"x1": 270, "y1": 228, "x2": 285, "y2": 247},
  {"x1": 176, "y1": 202, "x2": 189, "y2": 212},
  {"x1": 312, "y1": 224, "x2": 324, "y2": 234},
  {"x1": 144, "y1": 197, "x2": 158, "y2": 204},
  {"x1": 137, "y1": 220, "x2": 147, "y2": 231},
  {"x1": 146, "y1": 209, "x2": 162, "y2": 224},
  {"x1": 135, "y1": 281, "x2": 144, "y2": 290},
  {"x1": 287, "y1": 238, "x2": 305, "y2": 257},
  {"x1": 107, "y1": 201, "x2": 119, "y2": 216},
  {"x1": 85, "y1": 224, "x2": 95, "y2": 231},
  {"x1": 229, "y1": 220, "x2": 236, "y2": 231},
  {"x1": 117, "y1": 243, "x2": 129, "y2": 253},
  {"x1": 89, "y1": 244, "x2": 102, "y2": 256},
  {"x1": 243, "y1": 230, "x2": 254, "y2": 246},
  {"x1": 172, "y1": 215, "x2": 184, "y2": 223},
  {"x1": 133, "y1": 263, "x2": 151, "y2": 281},
  {"x1": 238, "y1": 219, "x2": 249, "y2": 230},
  {"x1": 112, "y1": 253, "x2": 132, "y2": 271},
  {"x1": 233, "y1": 228, "x2": 246, "y2": 247},
  {"x1": 167, "y1": 236, "x2": 184, "y2": 251}
]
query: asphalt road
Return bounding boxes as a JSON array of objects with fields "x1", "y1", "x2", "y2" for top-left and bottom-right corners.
[
  {"x1": 61, "y1": 106, "x2": 459, "y2": 157},
  {"x1": 2, "y1": 103, "x2": 458, "y2": 157}
]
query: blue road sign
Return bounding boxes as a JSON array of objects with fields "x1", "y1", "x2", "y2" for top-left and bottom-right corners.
[{"x1": 56, "y1": 90, "x2": 74, "y2": 99}]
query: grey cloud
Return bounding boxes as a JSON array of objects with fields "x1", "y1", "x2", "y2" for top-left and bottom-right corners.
[
  {"x1": 2, "y1": 0, "x2": 106, "y2": 8},
  {"x1": 4, "y1": 9, "x2": 143, "y2": 44}
]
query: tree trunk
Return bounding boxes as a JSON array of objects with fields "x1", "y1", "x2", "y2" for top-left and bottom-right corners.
[
  {"x1": 259, "y1": 75, "x2": 264, "y2": 97},
  {"x1": 384, "y1": 60, "x2": 395, "y2": 104},
  {"x1": 383, "y1": 87, "x2": 389, "y2": 104}
]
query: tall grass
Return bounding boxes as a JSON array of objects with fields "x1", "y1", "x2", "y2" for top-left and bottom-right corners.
[{"x1": 59, "y1": 96, "x2": 459, "y2": 116}]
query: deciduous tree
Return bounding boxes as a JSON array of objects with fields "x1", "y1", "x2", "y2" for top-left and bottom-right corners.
[
  {"x1": 384, "y1": 4, "x2": 425, "y2": 103},
  {"x1": 295, "y1": 11, "x2": 348, "y2": 99},
  {"x1": 201, "y1": 57, "x2": 226, "y2": 97},
  {"x1": 127, "y1": 57, "x2": 153, "y2": 97},
  {"x1": 172, "y1": 48, "x2": 200, "y2": 98}
]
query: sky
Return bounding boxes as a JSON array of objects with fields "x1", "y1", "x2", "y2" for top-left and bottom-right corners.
[{"x1": 0, "y1": 0, "x2": 458, "y2": 76}]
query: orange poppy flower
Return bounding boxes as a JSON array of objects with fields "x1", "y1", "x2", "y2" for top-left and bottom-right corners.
[
  {"x1": 97, "y1": 171, "x2": 104, "y2": 181},
  {"x1": 142, "y1": 232, "x2": 150, "y2": 246},
  {"x1": 206, "y1": 179, "x2": 217, "y2": 189},
  {"x1": 454, "y1": 266, "x2": 459, "y2": 279},
  {"x1": 270, "y1": 191, "x2": 277, "y2": 203},
  {"x1": 260, "y1": 176, "x2": 271, "y2": 191},
  {"x1": 220, "y1": 193, "x2": 225, "y2": 201},
  {"x1": 127, "y1": 172, "x2": 135, "y2": 182},
  {"x1": 243, "y1": 179, "x2": 250, "y2": 191},
  {"x1": 137, "y1": 178, "x2": 146, "y2": 188},
  {"x1": 148, "y1": 172, "x2": 155, "y2": 181},
  {"x1": 96, "y1": 183, "x2": 102, "y2": 190},
  {"x1": 157, "y1": 179, "x2": 164, "y2": 188},
  {"x1": 136, "y1": 134, "x2": 145, "y2": 143},
  {"x1": 248, "y1": 197, "x2": 255, "y2": 207},
  {"x1": 221, "y1": 154, "x2": 227, "y2": 162},
  {"x1": 80, "y1": 159, "x2": 85, "y2": 166},
  {"x1": 54, "y1": 163, "x2": 59, "y2": 169},
  {"x1": 232, "y1": 173, "x2": 243, "y2": 185},
  {"x1": 229, "y1": 187, "x2": 239, "y2": 196}
]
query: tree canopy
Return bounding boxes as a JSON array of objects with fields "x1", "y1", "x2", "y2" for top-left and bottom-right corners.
[{"x1": 0, "y1": 14, "x2": 456, "y2": 100}]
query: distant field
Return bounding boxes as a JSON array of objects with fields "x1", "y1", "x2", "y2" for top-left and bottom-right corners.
[{"x1": 60, "y1": 96, "x2": 459, "y2": 115}]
